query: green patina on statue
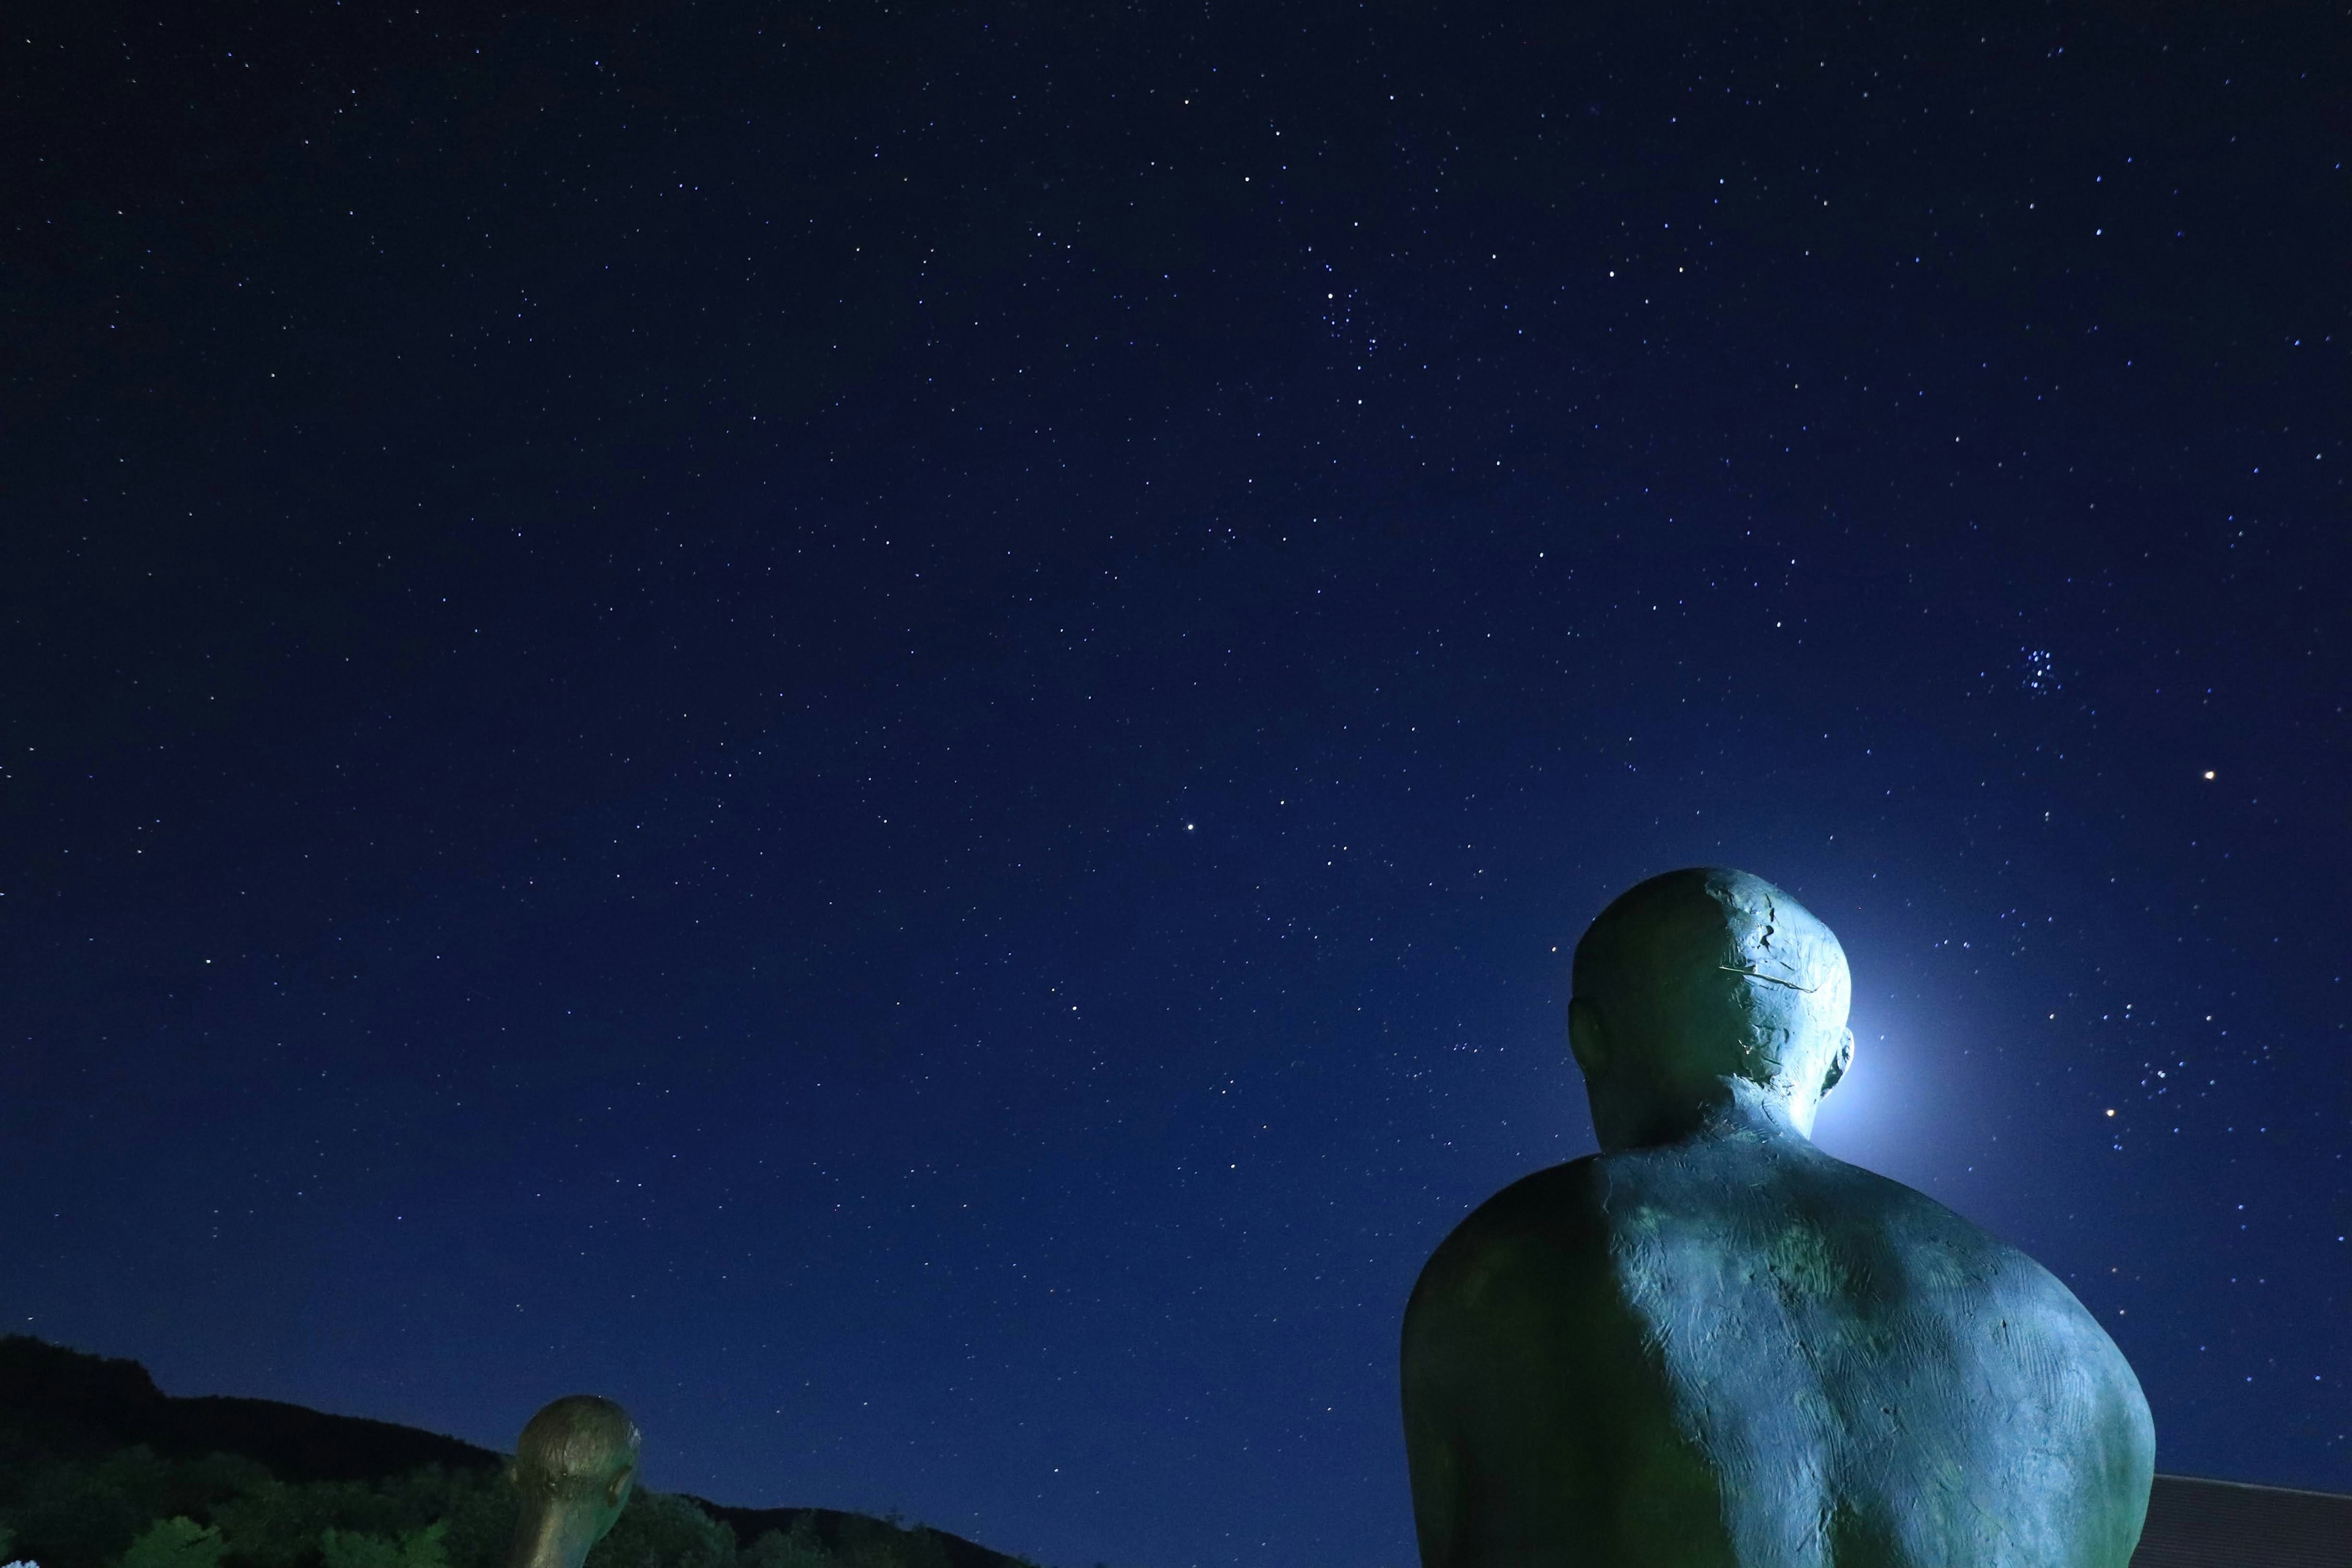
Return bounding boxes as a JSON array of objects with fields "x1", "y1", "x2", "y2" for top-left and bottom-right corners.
[
  {"x1": 1402, "y1": 869, "x2": 2154, "y2": 1567},
  {"x1": 505, "y1": 1395, "x2": 641, "y2": 1568}
]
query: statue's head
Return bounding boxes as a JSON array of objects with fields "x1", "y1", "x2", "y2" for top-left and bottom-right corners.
[
  {"x1": 510, "y1": 1395, "x2": 640, "y2": 1555},
  {"x1": 1569, "y1": 868, "x2": 1853, "y2": 1150}
]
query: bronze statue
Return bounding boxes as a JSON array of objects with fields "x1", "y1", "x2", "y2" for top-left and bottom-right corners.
[
  {"x1": 507, "y1": 1395, "x2": 641, "y2": 1568},
  {"x1": 1401, "y1": 869, "x2": 2154, "y2": 1567}
]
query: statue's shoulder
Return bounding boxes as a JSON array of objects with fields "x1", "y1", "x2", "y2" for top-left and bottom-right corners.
[
  {"x1": 1827, "y1": 1156, "x2": 2096, "y2": 1301},
  {"x1": 1439, "y1": 1156, "x2": 1612, "y2": 1252},
  {"x1": 1800, "y1": 1156, "x2": 2145, "y2": 1407},
  {"x1": 1406, "y1": 1158, "x2": 1615, "y2": 1324},
  {"x1": 1828, "y1": 1156, "x2": 2158, "y2": 1487}
]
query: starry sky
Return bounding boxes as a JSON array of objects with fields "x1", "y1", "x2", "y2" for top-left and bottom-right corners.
[{"x1": 2, "y1": 4, "x2": 2345, "y2": 1566}]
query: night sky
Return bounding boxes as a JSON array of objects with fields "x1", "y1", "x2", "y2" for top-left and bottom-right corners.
[{"x1": 4, "y1": 4, "x2": 2345, "y2": 1566}]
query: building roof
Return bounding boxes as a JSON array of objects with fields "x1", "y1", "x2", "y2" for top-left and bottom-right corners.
[{"x1": 2133, "y1": 1474, "x2": 2352, "y2": 1567}]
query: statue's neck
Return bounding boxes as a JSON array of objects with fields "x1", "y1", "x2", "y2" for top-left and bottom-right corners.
[
  {"x1": 1595, "y1": 1075, "x2": 1812, "y2": 1152},
  {"x1": 507, "y1": 1500, "x2": 606, "y2": 1568},
  {"x1": 1699, "y1": 1081, "x2": 1812, "y2": 1140}
]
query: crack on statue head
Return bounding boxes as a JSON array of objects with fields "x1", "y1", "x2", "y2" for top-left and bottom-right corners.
[
  {"x1": 1569, "y1": 867, "x2": 1854, "y2": 1151},
  {"x1": 1717, "y1": 963, "x2": 1820, "y2": 993}
]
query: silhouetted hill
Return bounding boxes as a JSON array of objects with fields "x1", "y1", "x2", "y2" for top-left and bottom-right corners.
[
  {"x1": 684, "y1": 1503, "x2": 1019, "y2": 1568},
  {"x1": 0, "y1": 1336, "x2": 499, "y2": 1483},
  {"x1": 0, "y1": 1339, "x2": 1029, "y2": 1568}
]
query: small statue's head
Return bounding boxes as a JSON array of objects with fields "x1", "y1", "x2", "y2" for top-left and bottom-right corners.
[
  {"x1": 511, "y1": 1394, "x2": 640, "y2": 1553},
  {"x1": 1569, "y1": 868, "x2": 1853, "y2": 1150}
]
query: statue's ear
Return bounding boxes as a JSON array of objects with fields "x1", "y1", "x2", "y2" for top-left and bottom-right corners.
[
  {"x1": 606, "y1": 1463, "x2": 636, "y2": 1507},
  {"x1": 1819, "y1": 1029, "x2": 1854, "y2": 1098},
  {"x1": 1567, "y1": 997, "x2": 1608, "y2": 1076}
]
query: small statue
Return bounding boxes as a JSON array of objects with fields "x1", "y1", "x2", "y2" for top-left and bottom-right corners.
[
  {"x1": 1402, "y1": 869, "x2": 2154, "y2": 1567},
  {"x1": 507, "y1": 1395, "x2": 642, "y2": 1568}
]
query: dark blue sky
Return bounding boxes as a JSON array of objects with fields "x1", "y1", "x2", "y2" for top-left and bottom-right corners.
[{"x1": 3, "y1": 5, "x2": 2344, "y2": 1566}]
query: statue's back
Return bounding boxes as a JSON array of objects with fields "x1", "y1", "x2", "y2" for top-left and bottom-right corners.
[{"x1": 1403, "y1": 1131, "x2": 2154, "y2": 1568}]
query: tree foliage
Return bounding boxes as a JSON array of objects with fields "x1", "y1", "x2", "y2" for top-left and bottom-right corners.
[
  {"x1": 320, "y1": 1523, "x2": 447, "y2": 1568},
  {"x1": 0, "y1": 1449, "x2": 998, "y2": 1568},
  {"x1": 120, "y1": 1521, "x2": 224, "y2": 1568}
]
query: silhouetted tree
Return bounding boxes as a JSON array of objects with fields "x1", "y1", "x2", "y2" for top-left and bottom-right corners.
[
  {"x1": 737, "y1": 1520, "x2": 828, "y2": 1568},
  {"x1": 119, "y1": 1518, "x2": 225, "y2": 1568}
]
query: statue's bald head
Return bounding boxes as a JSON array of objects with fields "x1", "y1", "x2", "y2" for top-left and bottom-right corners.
[
  {"x1": 1570, "y1": 869, "x2": 1852, "y2": 1150},
  {"x1": 505, "y1": 1395, "x2": 638, "y2": 1568},
  {"x1": 513, "y1": 1395, "x2": 640, "y2": 1504}
]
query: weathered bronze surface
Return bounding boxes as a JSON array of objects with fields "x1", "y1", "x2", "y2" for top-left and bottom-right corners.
[
  {"x1": 1403, "y1": 869, "x2": 2154, "y2": 1567},
  {"x1": 505, "y1": 1395, "x2": 641, "y2": 1568}
]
